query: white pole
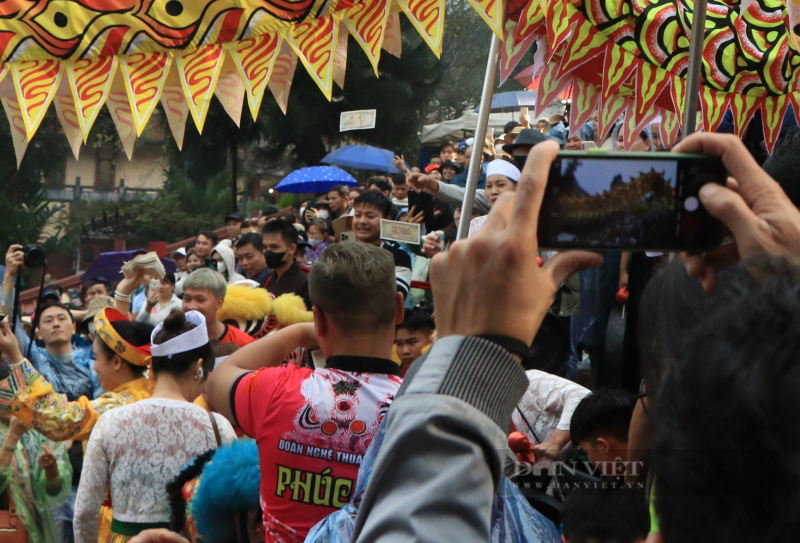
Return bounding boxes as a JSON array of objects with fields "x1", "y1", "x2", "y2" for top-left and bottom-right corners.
[
  {"x1": 681, "y1": 0, "x2": 707, "y2": 136},
  {"x1": 456, "y1": 33, "x2": 502, "y2": 240}
]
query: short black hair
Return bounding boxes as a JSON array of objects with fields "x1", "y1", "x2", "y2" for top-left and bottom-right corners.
[
  {"x1": 35, "y1": 302, "x2": 75, "y2": 330},
  {"x1": 396, "y1": 307, "x2": 435, "y2": 334},
  {"x1": 327, "y1": 185, "x2": 350, "y2": 198},
  {"x1": 390, "y1": 172, "x2": 407, "y2": 186},
  {"x1": 367, "y1": 176, "x2": 393, "y2": 194},
  {"x1": 763, "y1": 128, "x2": 800, "y2": 207},
  {"x1": 354, "y1": 190, "x2": 392, "y2": 218},
  {"x1": 440, "y1": 141, "x2": 455, "y2": 152},
  {"x1": 197, "y1": 230, "x2": 218, "y2": 245},
  {"x1": 261, "y1": 219, "x2": 298, "y2": 247},
  {"x1": 235, "y1": 232, "x2": 263, "y2": 251},
  {"x1": 562, "y1": 487, "x2": 650, "y2": 543},
  {"x1": 570, "y1": 388, "x2": 636, "y2": 446},
  {"x1": 653, "y1": 255, "x2": 800, "y2": 543},
  {"x1": 504, "y1": 120, "x2": 520, "y2": 134},
  {"x1": 84, "y1": 278, "x2": 111, "y2": 293}
]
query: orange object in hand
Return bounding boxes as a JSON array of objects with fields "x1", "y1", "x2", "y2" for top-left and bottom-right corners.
[
  {"x1": 616, "y1": 285, "x2": 629, "y2": 304},
  {"x1": 508, "y1": 431, "x2": 536, "y2": 463}
]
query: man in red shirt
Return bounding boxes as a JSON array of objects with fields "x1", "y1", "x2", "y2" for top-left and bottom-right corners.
[
  {"x1": 181, "y1": 268, "x2": 255, "y2": 347},
  {"x1": 207, "y1": 243, "x2": 404, "y2": 542}
]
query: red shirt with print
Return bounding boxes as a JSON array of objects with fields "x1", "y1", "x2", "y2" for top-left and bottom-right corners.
[
  {"x1": 219, "y1": 323, "x2": 255, "y2": 348},
  {"x1": 232, "y1": 357, "x2": 402, "y2": 542}
]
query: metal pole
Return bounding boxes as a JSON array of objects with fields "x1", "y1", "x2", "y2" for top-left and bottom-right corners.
[
  {"x1": 230, "y1": 134, "x2": 238, "y2": 213},
  {"x1": 681, "y1": 0, "x2": 707, "y2": 137},
  {"x1": 456, "y1": 33, "x2": 501, "y2": 240}
]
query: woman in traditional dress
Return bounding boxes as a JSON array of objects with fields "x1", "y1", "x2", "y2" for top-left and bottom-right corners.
[{"x1": 74, "y1": 310, "x2": 235, "y2": 542}]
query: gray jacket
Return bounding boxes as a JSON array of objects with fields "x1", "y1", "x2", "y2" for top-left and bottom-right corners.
[
  {"x1": 353, "y1": 336, "x2": 528, "y2": 541},
  {"x1": 435, "y1": 182, "x2": 491, "y2": 214}
]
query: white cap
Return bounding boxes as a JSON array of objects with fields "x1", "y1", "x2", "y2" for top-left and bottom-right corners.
[
  {"x1": 486, "y1": 159, "x2": 521, "y2": 183},
  {"x1": 151, "y1": 310, "x2": 209, "y2": 357}
]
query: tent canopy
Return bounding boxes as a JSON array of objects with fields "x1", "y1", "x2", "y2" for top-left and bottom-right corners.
[{"x1": 421, "y1": 106, "x2": 565, "y2": 145}]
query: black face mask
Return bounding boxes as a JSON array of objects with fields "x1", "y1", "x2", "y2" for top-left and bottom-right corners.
[{"x1": 265, "y1": 250, "x2": 287, "y2": 269}]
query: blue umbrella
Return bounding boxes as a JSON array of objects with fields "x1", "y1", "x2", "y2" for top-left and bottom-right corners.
[
  {"x1": 321, "y1": 144, "x2": 401, "y2": 174},
  {"x1": 474, "y1": 90, "x2": 537, "y2": 113},
  {"x1": 275, "y1": 166, "x2": 358, "y2": 194}
]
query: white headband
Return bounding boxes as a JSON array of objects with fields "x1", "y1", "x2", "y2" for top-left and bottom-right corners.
[
  {"x1": 486, "y1": 160, "x2": 521, "y2": 183},
  {"x1": 150, "y1": 310, "x2": 209, "y2": 357}
]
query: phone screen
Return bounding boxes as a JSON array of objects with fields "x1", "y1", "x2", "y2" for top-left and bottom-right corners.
[{"x1": 537, "y1": 152, "x2": 726, "y2": 251}]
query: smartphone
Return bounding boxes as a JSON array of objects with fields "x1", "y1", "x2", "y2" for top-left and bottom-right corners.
[
  {"x1": 581, "y1": 141, "x2": 597, "y2": 150},
  {"x1": 340, "y1": 232, "x2": 356, "y2": 243},
  {"x1": 148, "y1": 278, "x2": 160, "y2": 295},
  {"x1": 205, "y1": 258, "x2": 217, "y2": 271},
  {"x1": 407, "y1": 190, "x2": 436, "y2": 233},
  {"x1": 537, "y1": 152, "x2": 727, "y2": 251},
  {"x1": 68, "y1": 288, "x2": 80, "y2": 302}
]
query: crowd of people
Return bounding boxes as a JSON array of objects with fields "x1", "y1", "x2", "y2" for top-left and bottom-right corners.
[{"x1": 0, "y1": 106, "x2": 798, "y2": 543}]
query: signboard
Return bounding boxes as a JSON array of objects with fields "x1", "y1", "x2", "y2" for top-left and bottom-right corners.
[{"x1": 340, "y1": 109, "x2": 376, "y2": 131}]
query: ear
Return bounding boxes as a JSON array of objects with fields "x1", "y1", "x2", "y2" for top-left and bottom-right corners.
[
  {"x1": 112, "y1": 354, "x2": 124, "y2": 372},
  {"x1": 313, "y1": 307, "x2": 328, "y2": 339},
  {"x1": 596, "y1": 437, "x2": 611, "y2": 452},
  {"x1": 394, "y1": 292, "x2": 404, "y2": 326},
  {"x1": 216, "y1": 297, "x2": 225, "y2": 311}
]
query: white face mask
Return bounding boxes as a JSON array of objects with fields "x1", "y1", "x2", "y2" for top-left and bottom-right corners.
[
  {"x1": 216, "y1": 260, "x2": 227, "y2": 274},
  {"x1": 318, "y1": 210, "x2": 330, "y2": 220},
  {"x1": 308, "y1": 238, "x2": 323, "y2": 248}
]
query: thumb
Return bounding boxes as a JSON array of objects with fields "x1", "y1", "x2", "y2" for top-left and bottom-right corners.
[
  {"x1": 698, "y1": 183, "x2": 760, "y2": 250},
  {"x1": 545, "y1": 251, "x2": 604, "y2": 287}
]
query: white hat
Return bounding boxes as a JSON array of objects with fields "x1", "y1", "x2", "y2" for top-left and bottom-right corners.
[
  {"x1": 486, "y1": 159, "x2": 521, "y2": 183},
  {"x1": 151, "y1": 310, "x2": 209, "y2": 357}
]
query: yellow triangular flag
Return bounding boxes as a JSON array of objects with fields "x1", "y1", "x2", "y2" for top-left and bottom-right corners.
[
  {"x1": 66, "y1": 56, "x2": 118, "y2": 143},
  {"x1": 120, "y1": 52, "x2": 172, "y2": 136},
  {"x1": 10, "y1": 60, "x2": 62, "y2": 140},
  {"x1": 226, "y1": 32, "x2": 283, "y2": 122},
  {"x1": 175, "y1": 44, "x2": 226, "y2": 133}
]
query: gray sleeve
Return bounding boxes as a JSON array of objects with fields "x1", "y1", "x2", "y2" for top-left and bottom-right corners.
[
  {"x1": 352, "y1": 336, "x2": 529, "y2": 542},
  {"x1": 435, "y1": 182, "x2": 491, "y2": 214}
]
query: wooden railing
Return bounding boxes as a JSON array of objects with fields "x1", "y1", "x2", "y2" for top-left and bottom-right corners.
[{"x1": 18, "y1": 226, "x2": 231, "y2": 314}]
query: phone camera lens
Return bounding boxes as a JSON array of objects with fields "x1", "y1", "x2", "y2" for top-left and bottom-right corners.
[{"x1": 683, "y1": 196, "x2": 699, "y2": 212}]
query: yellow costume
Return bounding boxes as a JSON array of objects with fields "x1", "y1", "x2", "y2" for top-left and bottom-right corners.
[
  {"x1": 0, "y1": 360, "x2": 152, "y2": 441},
  {"x1": 0, "y1": 308, "x2": 155, "y2": 543}
]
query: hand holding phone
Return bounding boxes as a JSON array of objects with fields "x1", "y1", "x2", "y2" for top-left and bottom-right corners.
[
  {"x1": 537, "y1": 151, "x2": 727, "y2": 251},
  {"x1": 408, "y1": 190, "x2": 436, "y2": 233}
]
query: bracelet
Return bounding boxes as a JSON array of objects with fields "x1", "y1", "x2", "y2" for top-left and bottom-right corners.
[
  {"x1": 478, "y1": 335, "x2": 531, "y2": 360},
  {"x1": 2, "y1": 442, "x2": 16, "y2": 452},
  {"x1": 113, "y1": 291, "x2": 131, "y2": 303}
]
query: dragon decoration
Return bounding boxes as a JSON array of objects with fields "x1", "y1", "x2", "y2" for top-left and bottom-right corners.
[{"x1": 0, "y1": 0, "x2": 799, "y2": 166}]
